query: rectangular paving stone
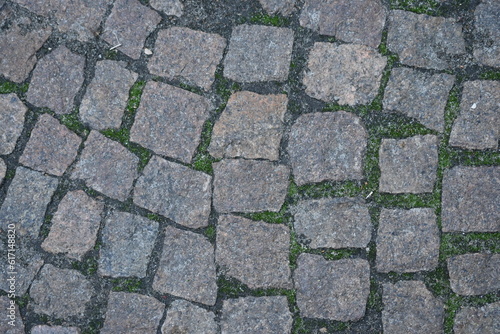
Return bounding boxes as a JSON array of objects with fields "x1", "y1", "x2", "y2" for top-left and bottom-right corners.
[
  {"x1": 162, "y1": 300, "x2": 217, "y2": 334},
  {"x1": 150, "y1": 0, "x2": 183, "y2": 17},
  {"x1": 0, "y1": 94, "x2": 28, "y2": 155},
  {"x1": 454, "y1": 301, "x2": 500, "y2": 334},
  {"x1": 448, "y1": 253, "x2": 500, "y2": 296},
  {"x1": 0, "y1": 296, "x2": 24, "y2": 333},
  {"x1": 259, "y1": 0, "x2": 296, "y2": 16},
  {"x1": 474, "y1": 0, "x2": 500, "y2": 67}
]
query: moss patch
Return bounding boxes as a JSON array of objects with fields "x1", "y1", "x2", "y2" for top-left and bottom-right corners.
[
  {"x1": 249, "y1": 13, "x2": 290, "y2": 27},
  {"x1": 389, "y1": 0, "x2": 443, "y2": 15},
  {"x1": 0, "y1": 81, "x2": 29, "y2": 94},
  {"x1": 59, "y1": 111, "x2": 89, "y2": 137},
  {"x1": 191, "y1": 120, "x2": 217, "y2": 174},
  {"x1": 479, "y1": 70, "x2": 500, "y2": 80},
  {"x1": 111, "y1": 278, "x2": 144, "y2": 293}
]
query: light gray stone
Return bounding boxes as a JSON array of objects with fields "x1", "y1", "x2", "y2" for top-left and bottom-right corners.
[
  {"x1": 31, "y1": 325, "x2": 81, "y2": 334},
  {"x1": 259, "y1": 0, "x2": 296, "y2": 15},
  {"x1": 0, "y1": 158, "x2": 6, "y2": 184},
  {"x1": 474, "y1": 0, "x2": 500, "y2": 67},
  {"x1": 0, "y1": 296, "x2": 24, "y2": 333},
  {"x1": 454, "y1": 302, "x2": 500, "y2": 334},
  {"x1": 448, "y1": 253, "x2": 500, "y2": 296},
  {"x1": 0, "y1": 242, "x2": 43, "y2": 295},
  {"x1": 0, "y1": 94, "x2": 28, "y2": 155},
  {"x1": 150, "y1": 0, "x2": 184, "y2": 17},
  {"x1": 161, "y1": 300, "x2": 217, "y2": 334}
]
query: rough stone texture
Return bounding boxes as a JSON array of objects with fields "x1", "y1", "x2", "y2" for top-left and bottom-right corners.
[
  {"x1": 376, "y1": 208, "x2": 439, "y2": 273},
  {"x1": 474, "y1": 0, "x2": 500, "y2": 67},
  {"x1": 148, "y1": 27, "x2": 226, "y2": 90},
  {"x1": 71, "y1": 131, "x2": 138, "y2": 201},
  {"x1": 0, "y1": 158, "x2": 6, "y2": 184},
  {"x1": 454, "y1": 302, "x2": 500, "y2": 334},
  {"x1": 30, "y1": 264, "x2": 94, "y2": 318},
  {"x1": 153, "y1": 226, "x2": 217, "y2": 305},
  {"x1": 383, "y1": 67, "x2": 455, "y2": 132},
  {"x1": 98, "y1": 211, "x2": 159, "y2": 278},
  {"x1": 19, "y1": 114, "x2": 81, "y2": 176},
  {"x1": 80, "y1": 60, "x2": 138, "y2": 130},
  {"x1": 0, "y1": 242, "x2": 43, "y2": 295},
  {"x1": 293, "y1": 197, "x2": 371, "y2": 249},
  {"x1": 288, "y1": 111, "x2": 367, "y2": 185},
  {"x1": 300, "y1": 0, "x2": 386, "y2": 48},
  {"x1": 379, "y1": 135, "x2": 439, "y2": 194},
  {"x1": 223, "y1": 24, "x2": 294, "y2": 82},
  {"x1": 213, "y1": 159, "x2": 289, "y2": 213},
  {"x1": 442, "y1": 166, "x2": 500, "y2": 232},
  {"x1": 449, "y1": 80, "x2": 500, "y2": 150},
  {"x1": 150, "y1": 0, "x2": 184, "y2": 17},
  {"x1": 0, "y1": 93, "x2": 28, "y2": 155},
  {"x1": 216, "y1": 215, "x2": 291, "y2": 289},
  {"x1": 133, "y1": 156, "x2": 211, "y2": 228},
  {"x1": 31, "y1": 326, "x2": 81, "y2": 334},
  {"x1": 102, "y1": 0, "x2": 161, "y2": 59},
  {"x1": 221, "y1": 296, "x2": 293, "y2": 334},
  {"x1": 294, "y1": 254, "x2": 370, "y2": 321},
  {"x1": 209, "y1": 91, "x2": 287, "y2": 161},
  {"x1": 27, "y1": 46, "x2": 85, "y2": 114},
  {"x1": 0, "y1": 296, "x2": 24, "y2": 333},
  {"x1": 100, "y1": 292, "x2": 164, "y2": 334},
  {"x1": 382, "y1": 281, "x2": 444, "y2": 334},
  {"x1": 130, "y1": 81, "x2": 211, "y2": 163},
  {"x1": 447, "y1": 253, "x2": 500, "y2": 296},
  {"x1": 303, "y1": 43, "x2": 386, "y2": 105},
  {"x1": 41, "y1": 190, "x2": 103, "y2": 260},
  {"x1": 387, "y1": 10, "x2": 466, "y2": 70},
  {"x1": 259, "y1": 0, "x2": 296, "y2": 15},
  {"x1": 0, "y1": 167, "x2": 58, "y2": 237},
  {"x1": 161, "y1": 300, "x2": 217, "y2": 334}
]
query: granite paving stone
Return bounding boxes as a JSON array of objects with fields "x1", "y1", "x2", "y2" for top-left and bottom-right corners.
[
  {"x1": 150, "y1": 0, "x2": 184, "y2": 17},
  {"x1": 0, "y1": 93, "x2": 28, "y2": 155},
  {"x1": 383, "y1": 67, "x2": 455, "y2": 132},
  {"x1": 223, "y1": 24, "x2": 294, "y2": 82},
  {"x1": 0, "y1": 158, "x2": 6, "y2": 184},
  {"x1": 447, "y1": 253, "x2": 500, "y2": 296},
  {"x1": 258, "y1": 0, "x2": 296, "y2": 16},
  {"x1": 26, "y1": 46, "x2": 85, "y2": 114},
  {"x1": 79, "y1": 60, "x2": 138, "y2": 130},
  {"x1": 0, "y1": 242, "x2": 43, "y2": 295},
  {"x1": 148, "y1": 27, "x2": 226, "y2": 90},
  {"x1": 288, "y1": 111, "x2": 367, "y2": 185},
  {"x1": 382, "y1": 280, "x2": 444, "y2": 334},
  {"x1": 216, "y1": 215, "x2": 291, "y2": 289},
  {"x1": 303, "y1": 43, "x2": 387, "y2": 105},
  {"x1": 474, "y1": 0, "x2": 500, "y2": 67},
  {"x1": 19, "y1": 114, "x2": 81, "y2": 176},
  {"x1": 133, "y1": 156, "x2": 211, "y2": 228},
  {"x1": 209, "y1": 91, "x2": 287, "y2": 161},
  {"x1": 161, "y1": 300, "x2": 217, "y2": 334},
  {"x1": 220, "y1": 296, "x2": 293, "y2": 334},
  {"x1": 153, "y1": 226, "x2": 217, "y2": 305},
  {"x1": 41, "y1": 190, "x2": 103, "y2": 260},
  {"x1": 293, "y1": 197, "x2": 371, "y2": 249},
  {"x1": 379, "y1": 135, "x2": 439, "y2": 193},
  {"x1": 0, "y1": 296, "x2": 24, "y2": 333},
  {"x1": 454, "y1": 302, "x2": 500, "y2": 334},
  {"x1": 213, "y1": 159, "x2": 289, "y2": 213},
  {"x1": 441, "y1": 166, "x2": 500, "y2": 232},
  {"x1": 294, "y1": 253, "x2": 370, "y2": 321},
  {"x1": 130, "y1": 81, "x2": 211, "y2": 163},
  {"x1": 70, "y1": 131, "x2": 139, "y2": 201},
  {"x1": 31, "y1": 325, "x2": 81, "y2": 334}
]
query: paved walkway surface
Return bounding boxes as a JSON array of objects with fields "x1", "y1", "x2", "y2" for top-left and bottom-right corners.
[{"x1": 1, "y1": 0, "x2": 499, "y2": 333}]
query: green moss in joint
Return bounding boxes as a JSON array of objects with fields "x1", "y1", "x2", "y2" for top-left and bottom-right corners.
[
  {"x1": 440, "y1": 232, "x2": 500, "y2": 261},
  {"x1": 203, "y1": 225, "x2": 216, "y2": 242},
  {"x1": 126, "y1": 80, "x2": 147, "y2": 114},
  {"x1": 389, "y1": 0, "x2": 442, "y2": 15},
  {"x1": 479, "y1": 70, "x2": 500, "y2": 80},
  {"x1": 146, "y1": 213, "x2": 161, "y2": 222},
  {"x1": 217, "y1": 275, "x2": 247, "y2": 298},
  {"x1": 111, "y1": 278, "x2": 143, "y2": 292},
  {"x1": 249, "y1": 13, "x2": 289, "y2": 27},
  {"x1": 191, "y1": 120, "x2": 216, "y2": 174},
  {"x1": 100, "y1": 128, "x2": 130, "y2": 145},
  {"x1": 179, "y1": 82, "x2": 203, "y2": 95},
  {"x1": 60, "y1": 112, "x2": 89, "y2": 136},
  {"x1": 297, "y1": 180, "x2": 364, "y2": 199}
]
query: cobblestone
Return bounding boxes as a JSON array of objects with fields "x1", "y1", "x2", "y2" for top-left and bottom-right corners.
[
  {"x1": 448, "y1": 253, "x2": 500, "y2": 296},
  {"x1": 0, "y1": 296, "x2": 24, "y2": 333},
  {"x1": 454, "y1": 301, "x2": 500, "y2": 334},
  {"x1": 259, "y1": 0, "x2": 296, "y2": 16},
  {"x1": 0, "y1": 242, "x2": 43, "y2": 295},
  {"x1": 150, "y1": 0, "x2": 184, "y2": 17},
  {"x1": 0, "y1": 158, "x2": 6, "y2": 184},
  {"x1": 31, "y1": 326, "x2": 81, "y2": 334},
  {"x1": 0, "y1": 93, "x2": 28, "y2": 155},
  {"x1": 162, "y1": 300, "x2": 217, "y2": 334},
  {"x1": 474, "y1": 0, "x2": 500, "y2": 67}
]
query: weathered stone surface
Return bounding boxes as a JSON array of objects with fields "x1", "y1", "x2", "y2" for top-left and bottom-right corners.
[
  {"x1": 221, "y1": 296, "x2": 293, "y2": 334},
  {"x1": 41, "y1": 190, "x2": 103, "y2": 260},
  {"x1": 0, "y1": 158, "x2": 6, "y2": 184},
  {"x1": 0, "y1": 93, "x2": 28, "y2": 155},
  {"x1": 376, "y1": 208, "x2": 439, "y2": 273},
  {"x1": 223, "y1": 24, "x2": 294, "y2": 82},
  {"x1": 442, "y1": 166, "x2": 500, "y2": 232},
  {"x1": 379, "y1": 135, "x2": 439, "y2": 193},
  {"x1": 213, "y1": 159, "x2": 289, "y2": 213},
  {"x1": 259, "y1": 0, "x2": 296, "y2": 15},
  {"x1": 447, "y1": 253, "x2": 500, "y2": 296},
  {"x1": 0, "y1": 296, "x2": 24, "y2": 333},
  {"x1": 387, "y1": 10, "x2": 466, "y2": 70},
  {"x1": 216, "y1": 215, "x2": 291, "y2": 289},
  {"x1": 293, "y1": 197, "x2": 371, "y2": 249},
  {"x1": 71, "y1": 131, "x2": 138, "y2": 201},
  {"x1": 300, "y1": 0, "x2": 386, "y2": 48},
  {"x1": 161, "y1": 300, "x2": 217, "y2": 334},
  {"x1": 294, "y1": 254, "x2": 370, "y2": 321},
  {"x1": 449, "y1": 80, "x2": 500, "y2": 150},
  {"x1": 382, "y1": 281, "x2": 444, "y2": 334},
  {"x1": 98, "y1": 211, "x2": 158, "y2": 278},
  {"x1": 80, "y1": 60, "x2": 138, "y2": 130},
  {"x1": 30, "y1": 264, "x2": 93, "y2": 318},
  {"x1": 303, "y1": 43, "x2": 386, "y2": 105},
  {"x1": 209, "y1": 91, "x2": 287, "y2": 160},
  {"x1": 150, "y1": 0, "x2": 183, "y2": 17},
  {"x1": 454, "y1": 302, "x2": 500, "y2": 334},
  {"x1": 27, "y1": 46, "x2": 85, "y2": 114},
  {"x1": 288, "y1": 111, "x2": 367, "y2": 185},
  {"x1": 148, "y1": 27, "x2": 226, "y2": 90},
  {"x1": 383, "y1": 67, "x2": 455, "y2": 132},
  {"x1": 133, "y1": 156, "x2": 211, "y2": 228},
  {"x1": 0, "y1": 167, "x2": 58, "y2": 237},
  {"x1": 31, "y1": 326, "x2": 81, "y2": 334},
  {"x1": 153, "y1": 226, "x2": 217, "y2": 305},
  {"x1": 130, "y1": 81, "x2": 211, "y2": 163},
  {"x1": 19, "y1": 114, "x2": 81, "y2": 176},
  {"x1": 474, "y1": 0, "x2": 500, "y2": 67},
  {"x1": 101, "y1": 292, "x2": 164, "y2": 334},
  {"x1": 102, "y1": 0, "x2": 161, "y2": 59}
]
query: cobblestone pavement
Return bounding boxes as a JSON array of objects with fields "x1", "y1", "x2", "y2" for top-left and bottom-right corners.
[{"x1": 0, "y1": 0, "x2": 499, "y2": 333}]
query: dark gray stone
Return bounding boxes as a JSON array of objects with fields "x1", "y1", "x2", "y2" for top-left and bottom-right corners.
[
  {"x1": 0, "y1": 158, "x2": 6, "y2": 184},
  {"x1": 442, "y1": 166, "x2": 500, "y2": 232},
  {"x1": 0, "y1": 94, "x2": 28, "y2": 155},
  {"x1": 474, "y1": 0, "x2": 500, "y2": 67},
  {"x1": 161, "y1": 300, "x2": 217, "y2": 334},
  {"x1": 294, "y1": 254, "x2": 370, "y2": 321},
  {"x1": 153, "y1": 226, "x2": 217, "y2": 305},
  {"x1": 133, "y1": 156, "x2": 212, "y2": 228},
  {"x1": 0, "y1": 296, "x2": 24, "y2": 333},
  {"x1": 448, "y1": 253, "x2": 500, "y2": 296},
  {"x1": 259, "y1": 0, "x2": 296, "y2": 15},
  {"x1": 31, "y1": 326, "x2": 81, "y2": 334},
  {"x1": 150, "y1": 0, "x2": 183, "y2": 17},
  {"x1": 288, "y1": 111, "x2": 367, "y2": 185},
  {"x1": 454, "y1": 302, "x2": 500, "y2": 334}
]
